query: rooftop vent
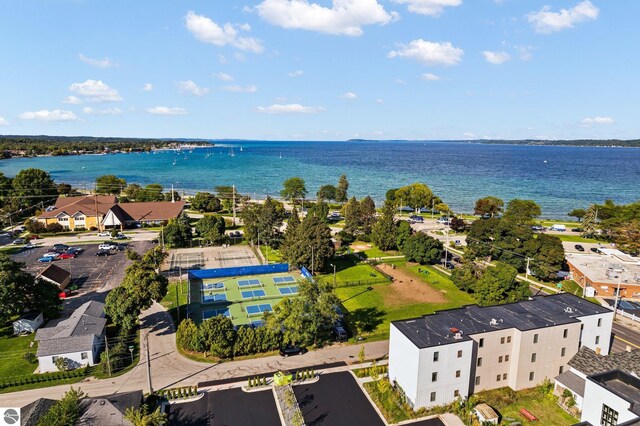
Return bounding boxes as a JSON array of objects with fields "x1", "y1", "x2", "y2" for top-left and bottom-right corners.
[
  {"x1": 564, "y1": 307, "x2": 574, "y2": 314},
  {"x1": 490, "y1": 318, "x2": 503, "y2": 326},
  {"x1": 450, "y1": 327, "x2": 459, "y2": 333},
  {"x1": 453, "y1": 332, "x2": 463, "y2": 340}
]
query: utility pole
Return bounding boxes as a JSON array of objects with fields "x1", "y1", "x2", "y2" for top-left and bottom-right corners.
[
  {"x1": 176, "y1": 283, "x2": 180, "y2": 323},
  {"x1": 613, "y1": 275, "x2": 623, "y2": 320},
  {"x1": 331, "y1": 263, "x2": 336, "y2": 287},
  {"x1": 94, "y1": 186, "x2": 100, "y2": 232},
  {"x1": 104, "y1": 336, "x2": 111, "y2": 377},
  {"x1": 160, "y1": 226, "x2": 165, "y2": 248},
  {"x1": 171, "y1": 184, "x2": 175, "y2": 203},
  {"x1": 145, "y1": 332, "x2": 153, "y2": 394},
  {"x1": 525, "y1": 258, "x2": 531, "y2": 281},
  {"x1": 232, "y1": 185, "x2": 236, "y2": 226}
]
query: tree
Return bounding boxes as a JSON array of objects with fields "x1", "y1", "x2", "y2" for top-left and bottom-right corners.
[
  {"x1": 449, "y1": 217, "x2": 468, "y2": 233},
  {"x1": 503, "y1": 199, "x2": 541, "y2": 224},
  {"x1": 316, "y1": 184, "x2": 337, "y2": 202},
  {"x1": 46, "y1": 222, "x2": 65, "y2": 234},
  {"x1": 125, "y1": 404, "x2": 167, "y2": 426},
  {"x1": 360, "y1": 196, "x2": 376, "y2": 234},
  {"x1": 581, "y1": 205, "x2": 598, "y2": 238},
  {"x1": 176, "y1": 318, "x2": 202, "y2": 352},
  {"x1": 568, "y1": 208, "x2": 587, "y2": 222},
  {"x1": 191, "y1": 192, "x2": 221, "y2": 212},
  {"x1": 163, "y1": 214, "x2": 192, "y2": 248},
  {"x1": 122, "y1": 183, "x2": 142, "y2": 201},
  {"x1": 280, "y1": 177, "x2": 307, "y2": 203},
  {"x1": 395, "y1": 220, "x2": 413, "y2": 251},
  {"x1": 136, "y1": 184, "x2": 164, "y2": 202},
  {"x1": 402, "y1": 233, "x2": 443, "y2": 265},
  {"x1": 372, "y1": 201, "x2": 397, "y2": 251},
  {"x1": 297, "y1": 215, "x2": 335, "y2": 272},
  {"x1": 195, "y1": 215, "x2": 226, "y2": 245},
  {"x1": 342, "y1": 197, "x2": 361, "y2": 235},
  {"x1": 280, "y1": 208, "x2": 303, "y2": 266},
  {"x1": 95, "y1": 174, "x2": 126, "y2": 195},
  {"x1": 451, "y1": 261, "x2": 483, "y2": 292},
  {"x1": 36, "y1": 387, "x2": 85, "y2": 426},
  {"x1": 394, "y1": 183, "x2": 434, "y2": 213},
  {"x1": 335, "y1": 174, "x2": 349, "y2": 203},
  {"x1": 474, "y1": 196, "x2": 504, "y2": 217},
  {"x1": 524, "y1": 233, "x2": 565, "y2": 280},
  {"x1": 163, "y1": 190, "x2": 181, "y2": 202},
  {"x1": 307, "y1": 200, "x2": 329, "y2": 221},
  {"x1": 11, "y1": 168, "x2": 57, "y2": 211},
  {"x1": 25, "y1": 219, "x2": 46, "y2": 234},
  {"x1": 385, "y1": 188, "x2": 398, "y2": 204},
  {"x1": 214, "y1": 185, "x2": 236, "y2": 212},
  {"x1": 241, "y1": 197, "x2": 286, "y2": 247},
  {"x1": 475, "y1": 262, "x2": 529, "y2": 306},
  {"x1": 199, "y1": 315, "x2": 236, "y2": 358}
]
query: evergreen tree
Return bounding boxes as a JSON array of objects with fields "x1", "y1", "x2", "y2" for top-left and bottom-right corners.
[
  {"x1": 335, "y1": 174, "x2": 349, "y2": 203},
  {"x1": 372, "y1": 201, "x2": 397, "y2": 250},
  {"x1": 395, "y1": 220, "x2": 413, "y2": 251},
  {"x1": 581, "y1": 205, "x2": 598, "y2": 238},
  {"x1": 360, "y1": 196, "x2": 376, "y2": 234},
  {"x1": 199, "y1": 315, "x2": 236, "y2": 358},
  {"x1": 342, "y1": 197, "x2": 361, "y2": 235}
]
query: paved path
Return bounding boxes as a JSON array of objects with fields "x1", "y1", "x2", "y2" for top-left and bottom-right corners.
[{"x1": 0, "y1": 303, "x2": 389, "y2": 407}]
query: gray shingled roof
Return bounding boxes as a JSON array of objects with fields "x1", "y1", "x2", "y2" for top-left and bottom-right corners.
[
  {"x1": 555, "y1": 370, "x2": 586, "y2": 397},
  {"x1": 20, "y1": 398, "x2": 57, "y2": 426},
  {"x1": 76, "y1": 391, "x2": 142, "y2": 426},
  {"x1": 35, "y1": 301, "x2": 106, "y2": 357},
  {"x1": 568, "y1": 346, "x2": 640, "y2": 376}
]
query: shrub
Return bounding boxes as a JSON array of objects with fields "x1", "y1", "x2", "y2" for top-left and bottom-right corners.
[{"x1": 23, "y1": 352, "x2": 37, "y2": 364}]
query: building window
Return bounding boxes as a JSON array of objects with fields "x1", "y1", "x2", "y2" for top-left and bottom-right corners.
[
  {"x1": 433, "y1": 351, "x2": 439, "y2": 362},
  {"x1": 479, "y1": 338, "x2": 484, "y2": 348},
  {"x1": 507, "y1": 336, "x2": 511, "y2": 343},
  {"x1": 531, "y1": 353, "x2": 537, "y2": 363},
  {"x1": 529, "y1": 372, "x2": 535, "y2": 381},
  {"x1": 455, "y1": 370, "x2": 461, "y2": 378},
  {"x1": 475, "y1": 376, "x2": 481, "y2": 386},
  {"x1": 430, "y1": 392, "x2": 436, "y2": 402},
  {"x1": 432, "y1": 372, "x2": 438, "y2": 382},
  {"x1": 505, "y1": 355, "x2": 509, "y2": 362},
  {"x1": 559, "y1": 366, "x2": 564, "y2": 374},
  {"x1": 561, "y1": 347, "x2": 566, "y2": 357},
  {"x1": 595, "y1": 335, "x2": 600, "y2": 345},
  {"x1": 563, "y1": 329, "x2": 568, "y2": 339},
  {"x1": 600, "y1": 404, "x2": 618, "y2": 426},
  {"x1": 499, "y1": 356, "x2": 503, "y2": 363},
  {"x1": 81, "y1": 352, "x2": 88, "y2": 360},
  {"x1": 503, "y1": 373, "x2": 507, "y2": 380},
  {"x1": 501, "y1": 337, "x2": 505, "y2": 344},
  {"x1": 477, "y1": 357, "x2": 483, "y2": 367},
  {"x1": 457, "y1": 350, "x2": 463, "y2": 358},
  {"x1": 496, "y1": 374, "x2": 501, "y2": 382},
  {"x1": 454, "y1": 390, "x2": 459, "y2": 397},
  {"x1": 533, "y1": 334, "x2": 539, "y2": 344},
  {"x1": 597, "y1": 318, "x2": 602, "y2": 327}
]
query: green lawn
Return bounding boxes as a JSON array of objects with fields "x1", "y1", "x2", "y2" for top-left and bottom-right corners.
[
  {"x1": 559, "y1": 280, "x2": 600, "y2": 305},
  {"x1": 554, "y1": 234, "x2": 600, "y2": 243},
  {"x1": 476, "y1": 387, "x2": 577, "y2": 426},
  {"x1": 160, "y1": 281, "x2": 190, "y2": 325},
  {"x1": 539, "y1": 220, "x2": 580, "y2": 227},
  {"x1": 259, "y1": 245, "x2": 283, "y2": 264},
  {"x1": 335, "y1": 262, "x2": 475, "y2": 339},
  {"x1": 316, "y1": 255, "x2": 389, "y2": 286},
  {"x1": 0, "y1": 322, "x2": 38, "y2": 380}
]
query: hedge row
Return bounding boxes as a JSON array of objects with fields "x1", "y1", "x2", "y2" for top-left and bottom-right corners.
[
  {"x1": 0, "y1": 366, "x2": 91, "y2": 390},
  {"x1": 156, "y1": 386, "x2": 198, "y2": 400}
]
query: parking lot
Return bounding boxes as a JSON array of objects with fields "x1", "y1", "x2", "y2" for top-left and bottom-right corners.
[{"x1": 11, "y1": 240, "x2": 153, "y2": 303}]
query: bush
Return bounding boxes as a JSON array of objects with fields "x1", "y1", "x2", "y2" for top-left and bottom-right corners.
[
  {"x1": 23, "y1": 352, "x2": 37, "y2": 364},
  {"x1": 45, "y1": 223, "x2": 65, "y2": 234}
]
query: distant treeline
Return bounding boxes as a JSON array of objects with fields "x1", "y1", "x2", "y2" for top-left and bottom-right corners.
[
  {"x1": 347, "y1": 139, "x2": 640, "y2": 147},
  {"x1": 0, "y1": 135, "x2": 212, "y2": 157}
]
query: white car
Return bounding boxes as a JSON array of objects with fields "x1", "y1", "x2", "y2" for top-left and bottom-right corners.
[
  {"x1": 98, "y1": 243, "x2": 116, "y2": 251},
  {"x1": 97, "y1": 231, "x2": 111, "y2": 237}
]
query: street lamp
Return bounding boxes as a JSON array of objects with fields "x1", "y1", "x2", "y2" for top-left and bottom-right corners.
[
  {"x1": 613, "y1": 275, "x2": 623, "y2": 319},
  {"x1": 128, "y1": 345, "x2": 134, "y2": 363},
  {"x1": 330, "y1": 263, "x2": 336, "y2": 287},
  {"x1": 309, "y1": 245, "x2": 314, "y2": 275}
]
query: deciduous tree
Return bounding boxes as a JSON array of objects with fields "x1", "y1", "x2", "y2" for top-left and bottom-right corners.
[
  {"x1": 195, "y1": 215, "x2": 226, "y2": 245},
  {"x1": 95, "y1": 174, "x2": 126, "y2": 195},
  {"x1": 371, "y1": 201, "x2": 397, "y2": 251},
  {"x1": 394, "y1": 183, "x2": 434, "y2": 213},
  {"x1": 316, "y1": 185, "x2": 337, "y2": 202},
  {"x1": 191, "y1": 192, "x2": 222, "y2": 212},
  {"x1": 199, "y1": 315, "x2": 236, "y2": 358},
  {"x1": 402, "y1": 233, "x2": 443, "y2": 265},
  {"x1": 474, "y1": 196, "x2": 504, "y2": 217},
  {"x1": 475, "y1": 262, "x2": 529, "y2": 306},
  {"x1": 503, "y1": 199, "x2": 541, "y2": 224},
  {"x1": 280, "y1": 177, "x2": 307, "y2": 203}
]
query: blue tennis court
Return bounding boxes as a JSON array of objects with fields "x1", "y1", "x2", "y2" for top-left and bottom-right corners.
[
  {"x1": 203, "y1": 293, "x2": 227, "y2": 303},
  {"x1": 241, "y1": 289, "x2": 266, "y2": 299},
  {"x1": 202, "y1": 308, "x2": 230, "y2": 319},
  {"x1": 202, "y1": 282, "x2": 224, "y2": 291},
  {"x1": 278, "y1": 286, "x2": 299, "y2": 295},
  {"x1": 238, "y1": 279, "x2": 262, "y2": 287},
  {"x1": 246, "y1": 304, "x2": 272, "y2": 315},
  {"x1": 273, "y1": 276, "x2": 296, "y2": 284}
]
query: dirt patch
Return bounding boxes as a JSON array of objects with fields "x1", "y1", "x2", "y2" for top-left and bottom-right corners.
[
  {"x1": 350, "y1": 243, "x2": 372, "y2": 252},
  {"x1": 376, "y1": 263, "x2": 446, "y2": 306}
]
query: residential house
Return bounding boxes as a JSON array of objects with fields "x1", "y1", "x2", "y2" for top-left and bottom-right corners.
[
  {"x1": 102, "y1": 200, "x2": 185, "y2": 230},
  {"x1": 38, "y1": 195, "x2": 117, "y2": 231},
  {"x1": 575, "y1": 370, "x2": 640, "y2": 426},
  {"x1": 20, "y1": 398, "x2": 57, "y2": 426},
  {"x1": 77, "y1": 390, "x2": 143, "y2": 426},
  {"x1": 37, "y1": 264, "x2": 71, "y2": 290},
  {"x1": 388, "y1": 293, "x2": 613, "y2": 410},
  {"x1": 35, "y1": 301, "x2": 106, "y2": 372}
]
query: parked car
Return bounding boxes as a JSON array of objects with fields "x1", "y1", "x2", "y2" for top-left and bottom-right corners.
[
  {"x1": 114, "y1": 233, "x2": 128, "y2": 240},
  {"x1": 436, "y1": 217, "x2": 449, "y2": 225},
  {"x1": 0, "y1": 232, "x2": 10, "y2": 238},
  {"x1": 12, "y1": 238, "x2": 25, "y2": 245},
  {"x1": 442, "y1": 261, "x2": 455, "y2": 269},
  {"x1": 95, "y1": 249, "x2": 111, "y2": 256},
  {"x1": 279, "y1": 345, "x2": 307, "y2": 357},
  {"x1": 97, "y1": 231, "x2": 110, "y2": 237},
  {"x1": 590, "y1": 247, "x2": 600, "y2": 253},
  {"x1": 333, "y1": 325, "x2": 348, "y2": 342},
  {"x1": 66, "y1": 247, "x2": 83, "y2": 254},
  {"x1": 531, "y1": 225, "x2": 544, "y2": 232},
  {"x1": 43, "y1": 252, "x2": 59, "y2": 258},
  {"x1": 58, "y1": 252, "x2": 76, "y2": 259},
  {"x1": 53, "y1": 243, "x2": 69, "y2": 251},
  {"x1": 409, "y1": 215, "x2": 424, "y2": 223},
  {"x1": 28, "y1": 234, "x2": 41, "y2": 240},
  {"x1": 23, "y1": 242, "x2": 36, "y2": 250},
  {"x1": 98, "y1": 243, "x2": 116, "y2": 251},
  {"x1": 575, "y1": 244, "x2": 585, "y2": 252},
  {"x1": 38, "y1": 256, "x2": 56, "y2": 262},
  {"x1": 571, "y1": 228, "x2": 583, "y2": 232}
]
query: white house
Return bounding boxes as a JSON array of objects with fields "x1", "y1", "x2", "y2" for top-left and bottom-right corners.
[
  {"x1": 35, "y1": 301, "x2": 106, "y2": 372},
  {"x1": 578, "y1": 370, "x2": 640, "y2": 426},
  {"x1": 388, "y1": 293, "x2": 613, "y2": 410},
  {"x1": 13, "y1": 312, "x2": 44, "y2": 335}
]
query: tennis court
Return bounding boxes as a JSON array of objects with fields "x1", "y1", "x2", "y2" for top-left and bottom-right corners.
[
  {"x1": 188, "y1": 271, "x2": 304, "y2": 326},
  {"x1": 168, "y1": 251, "x2": 205, "y2": 271}
]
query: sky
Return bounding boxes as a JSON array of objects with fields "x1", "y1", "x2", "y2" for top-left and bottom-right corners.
[{"x1": 0, "y1": 0, "x2": 638, "y2": 141}]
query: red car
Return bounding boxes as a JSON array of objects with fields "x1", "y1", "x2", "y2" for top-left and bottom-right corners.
[
  {"x1": 28, "y1": 235, "x2": 41, "y2": 240},
  {"x1": 58, "y1": 252, "x2": 76, "y2": 259}
]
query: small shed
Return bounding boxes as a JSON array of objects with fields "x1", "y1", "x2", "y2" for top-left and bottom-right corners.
[
  {"x1": 474, "y1": 403, "x2": 499, "y2": 424},
  {"x1": 13, "y1": 312, "x2": 44, "y2": 335},
  {"x1": 37, "y1": 264, "x2": 71, "y2": 290}
]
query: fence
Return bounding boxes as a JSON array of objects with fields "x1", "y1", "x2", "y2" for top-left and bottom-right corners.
[
  {"x1": 188, "y1": 263, "x2": 289, "y2": 280},
  {"x1": 300, "y1": 266, "x2": 313, "y2": 282},
  {"x1": 317, "y1": 276, "x2": 391, "y2": 288}
]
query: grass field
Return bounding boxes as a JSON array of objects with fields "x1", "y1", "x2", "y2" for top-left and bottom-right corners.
[
  {"x1": 559, "y1": 280, "x2": 600, "y2": 305},
  {"x1": 316, "y1": 255, "x2": 389, "y2": 286},
  {"x1": 554, "y1": 234, "x2": 601, "y2": 243},
  {"x1": 0, "y1": 322, "x2": 38, "y2": 380},
  {"x1": 335, "y1": 262, "x2": 475, "y2": 339},
  {"x1": 259, "y1": 245, "x2": 283, "y2": 264},
  {"x1": 160, "y1": 281, "x2": 189, "y2": 325}
]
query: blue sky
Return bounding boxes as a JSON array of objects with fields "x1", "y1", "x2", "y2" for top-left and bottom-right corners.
[{"x1": 0, "y1": 0, "x2": 638, "y2": 140}]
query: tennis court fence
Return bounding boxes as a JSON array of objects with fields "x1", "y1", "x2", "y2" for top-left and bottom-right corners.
[
  {"x1": 188, "y1": 263, "x2": 289, "y2": 280},
  {"x1": 317, "y1": 276, "x2": 391, "y2": 288}
]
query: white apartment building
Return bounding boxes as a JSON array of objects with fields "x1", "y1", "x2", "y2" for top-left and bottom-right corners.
[{"x1": 388, "y1": 293, "x2": 613, "y2": 410}]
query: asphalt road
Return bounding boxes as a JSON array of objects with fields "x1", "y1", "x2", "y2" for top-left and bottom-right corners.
[{"x1": 611, "y1": 322, "x2": 640, "y2": 353}]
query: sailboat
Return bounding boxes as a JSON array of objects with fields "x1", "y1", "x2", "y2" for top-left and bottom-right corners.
[
  {"x1": 229, "y1": 148, "x2": 235, "y2": 157},
  {"x1": 240, "y1": 146, "x2": 243, "y2": 152},
  {"x1": 279, "y1": 153, "x2": 283, "y2": 159},
  {"x1": 172, "y1": 159, "x2": 177, "y2": 166}
]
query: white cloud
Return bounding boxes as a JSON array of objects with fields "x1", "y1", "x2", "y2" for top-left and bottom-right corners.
[
  {"x1": 221, "y1": 85, "x2": 258, "y2": 93},
  {"x1": 255, "y1": 0, "x2": 398, "y2": 36},
  {"x1": 482, "y1": 50, "x2": 511, "y2": 64},
  {"x1": 376, "y1": 98, "x2": 384, "y2": 104},
  {"x1": 422, "y1": 72, "x2": 440, "y2": 81},
  {"x1": 218, "y1": 54, "x2": 229, "y2": 64},
  {"x1": 516, "y1": 46, "x2": 533, "y2": 61},
  {"x1": 388, "y1": 39, "x2": 463, "y2": 66},
  {"x1": 581, "y1": 116, "x2": 614, "y2": 126},
  {"x1": 19, "y1": 109, "x2": 77, "y2": 122},
  {"x1": 177, "y1": 80, "x2": 210, "y2": 96},
  {"x1": 288, "y1": 70, "x2": 304, "y2": 77},
  {"x1": 215, "y1": 72, "x2": 234, "y2": 81},
  {"x1": 78, "y1": 53, "x2": 115, "y2": 68},
  {"x1": 83, "y1": 107, "x2": 122, "y2": 115},
  {"x1": 463, "y1": 132, "x2": 477, "y2": 138},
  {"x1": 147, "y1": 106, "x2": 188, "y2": 116},
  {"x1": 143, "y1": 83, "x2": 153, "y2": 92},
  {"x1": 391, "y1": 0, "x2": 461, "y2": 16},
  {"x1": 63, "y1": 96, "x2": 82, "y2": 104},
  {"x1": 340, "y1": 91, "x2": 358, "y2": 99},
  {"x1": 185, "y1": 11, "x2": 264, "y2": 53},
  {"x1": 234, "y1": 52, "x2": 247, "y2": 62},
  {"x1": 0, "y1": 117, "x2": 8, "y2": 126},
  {"x1": 257, "y1": 103, "x2": 323, "y2": 114},
  {"x1": 527, "y1": 1, "x2": 599, "y2": 34},
  {"x1": 69, "y1": 79, "x2": 122, "y2": 102}
]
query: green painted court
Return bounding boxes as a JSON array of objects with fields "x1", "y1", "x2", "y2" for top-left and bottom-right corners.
[{"x1": 188, "y1": 272, "x2": 304, "y2": 326}]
